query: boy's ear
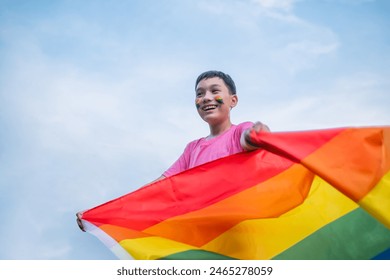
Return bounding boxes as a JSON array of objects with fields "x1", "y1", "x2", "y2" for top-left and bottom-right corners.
[{"x1": 230, "y1": 95, "x2": 238, "y2": 108}]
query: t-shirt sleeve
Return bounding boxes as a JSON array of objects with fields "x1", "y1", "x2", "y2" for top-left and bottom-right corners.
[
  {"x1": 235, "y1": 121, "x2": 253, "y2": 141},
  {"x1": 237, "y1": 121, "x2": 254, "y2": 134},
  {"x1": 163, "y1": 143, "x2": 192, "y2": 177},
  {"x1": 225, "y1": 121, "x2": 253, "y2": 153}
]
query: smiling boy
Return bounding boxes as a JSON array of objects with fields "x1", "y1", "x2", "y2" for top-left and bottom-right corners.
[{"x1": 161, "y1": 70, "x2": 269, "y2": 178}]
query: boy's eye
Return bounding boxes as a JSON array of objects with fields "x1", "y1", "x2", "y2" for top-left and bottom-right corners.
[{"x1": 196, "y1": 92, "x2": 203, "y2": 97}]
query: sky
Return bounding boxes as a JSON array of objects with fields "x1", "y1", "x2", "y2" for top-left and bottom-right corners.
[{"x1": 0, "y1": 0, "x2": 389, "y2": 260}]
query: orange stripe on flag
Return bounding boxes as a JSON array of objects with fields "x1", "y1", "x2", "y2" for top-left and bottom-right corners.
[{"x1": 301, "y1": 128, "x2": 390, "y2": 201}]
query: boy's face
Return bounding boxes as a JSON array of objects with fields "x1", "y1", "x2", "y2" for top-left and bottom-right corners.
[{"x1": 195, "y1": 77, "x2": 238, "y2": 126}]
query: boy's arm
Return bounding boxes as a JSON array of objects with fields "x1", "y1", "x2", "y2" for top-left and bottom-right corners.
[{"x1": 240, "y1": 121, "x2": 270, "y2": 151}]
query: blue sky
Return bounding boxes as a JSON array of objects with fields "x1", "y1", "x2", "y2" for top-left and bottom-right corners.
[{"x1": 0, "y1": 0, "x2": 389, "y2": 259}]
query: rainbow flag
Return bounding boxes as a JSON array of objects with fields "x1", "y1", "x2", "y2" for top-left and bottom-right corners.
[{"x1": 80, "y1": 127, "x2": 390, "y2": 259}]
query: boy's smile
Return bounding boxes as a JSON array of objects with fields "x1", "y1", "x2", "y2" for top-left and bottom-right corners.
[{"x1": 201, "y1": 104, "x2": 219, "y2": 112}]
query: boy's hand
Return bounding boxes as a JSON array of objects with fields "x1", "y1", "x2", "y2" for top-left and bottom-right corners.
[
  {"x1": 241, "y1": 121, "x2": 270, "y2": 151},
  {"x1": 76, "y1": 211, "x2": 86, "y2": 232},
  {"x1": 251, "y1": 121, "x2": 270, "y2": 134}
]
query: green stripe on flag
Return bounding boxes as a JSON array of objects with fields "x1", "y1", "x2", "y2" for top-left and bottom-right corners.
[
  {"x1": 273, "y1": 208, "x2": 390, "y2": 260},
  {"x1": 160, "y1": 249, "x2": 236, "y2": 260}
]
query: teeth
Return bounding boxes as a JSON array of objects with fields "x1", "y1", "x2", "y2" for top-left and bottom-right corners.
[{"x1": 203, "y1": 105, "x2": 217, "y2": 111}]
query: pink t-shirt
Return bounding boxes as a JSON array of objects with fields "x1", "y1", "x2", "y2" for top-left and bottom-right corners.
[{"x1": 163, "y1": 122, "x2": 253, "y2": 177}]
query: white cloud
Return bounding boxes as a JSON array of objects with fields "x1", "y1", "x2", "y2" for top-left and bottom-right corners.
[
  {"x1": 259, "y1": 72, "x2": 390, "y2": 131},
  {"x1": 253, "y1": 0, "x2": 296, "y2": 11},
  {"x1": 327, "y1": 0, "x2": 375, "y2": 4},
  {"x1": 272, "y1": 40, "x2": 339, "y2": 74},
  {"x1": 196, "y1": 0, "x2": 339, "y2": 75},
  {"x1": 197, "y1": 0, "x2": 302, "y2": 24}
]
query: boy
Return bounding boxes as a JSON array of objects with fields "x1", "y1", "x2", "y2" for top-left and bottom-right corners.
[
  {"x1": 156, "y1": 70, "x2": 269, "y2": 180},
  {"x1": 77, "y1": 70, "x2": 269, "y2": 231}
]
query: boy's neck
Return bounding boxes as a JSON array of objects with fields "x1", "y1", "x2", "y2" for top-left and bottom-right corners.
[{"x1": 208, "y1": 120, "x2": 233, "y2": 139}]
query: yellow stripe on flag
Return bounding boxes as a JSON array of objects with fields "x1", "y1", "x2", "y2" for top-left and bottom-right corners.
[
  {"x1": 359, "y1": 171, "x2": 390, "y2": 229},
  {"x1": 119, "y1": 236, "x2": 198, "y2": 260}
]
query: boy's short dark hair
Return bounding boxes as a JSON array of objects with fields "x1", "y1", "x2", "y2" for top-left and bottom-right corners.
[{"x1": 195, "y1": 70, "x2": 237, "y2": 95}]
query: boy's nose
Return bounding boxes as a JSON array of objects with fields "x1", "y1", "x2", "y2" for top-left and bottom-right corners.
[{"x1": 203, "y1": 91, "x2": 213, "y2": 101}]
